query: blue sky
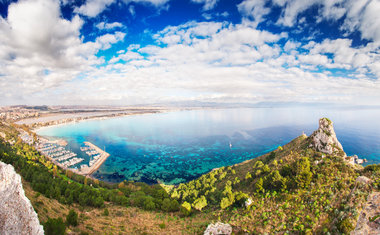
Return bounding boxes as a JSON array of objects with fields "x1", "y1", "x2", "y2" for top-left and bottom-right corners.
[{"x1": 0, "y1": 0, "x2": 379, "y2": 106}]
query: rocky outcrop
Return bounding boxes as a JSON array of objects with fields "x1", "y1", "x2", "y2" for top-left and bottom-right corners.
[
  {"x1": 309, "y1": 118, "x2": 346, "y2": 157},
  {"x1": 356, "y1": 176, "x2": 372, "y2": 185},
  {"x1": 204, "y1": 222, "x2": 232, "y2": 235},
  {"x1": 352, "y1": 192, "x2": 380, "y2": 235},
  {"x1": 0, "y1": 161, "x2": 44, "y2": 235}
]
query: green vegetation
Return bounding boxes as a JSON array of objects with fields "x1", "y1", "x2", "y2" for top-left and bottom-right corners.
[
  {"x1": 1, "y1": 120, "x2": 379, "y2": 234},
  {"x1": 44, "y1": 217, "x2": 66, "y2": 235},
  {"x1": 66, "y1": 209, "x2": 78, "y2": 227},
  {"x1": 169, "y1": 135, "x2": 379, "y2": 234}
]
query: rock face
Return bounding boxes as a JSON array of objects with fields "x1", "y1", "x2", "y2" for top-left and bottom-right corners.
[
  {"x1": 352, "y1": 192, "x2": 380, "y2": 235},
  {"x1": 356, "y1": 176, "x2": 372, "y2": 185},
  {"x1": 204, "y1": 222, "x2": 232, "y2": 235},
  {"x1": 0, "y1": 161, "x2": 44, "y2": 235},
  {"x1": 309, "y1": 118, "x2": 346, "y2": 157}
]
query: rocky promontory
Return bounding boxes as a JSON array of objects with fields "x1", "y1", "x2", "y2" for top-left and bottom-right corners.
[
  {"x1": 0, "y1": 161, "x2": 44, "y2": 235},
  {"x1": 309, "y1": 117, "x2": 346, "y2": 157}
]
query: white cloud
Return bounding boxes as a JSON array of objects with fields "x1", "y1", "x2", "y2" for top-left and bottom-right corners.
[
  {"x1": 129, "y1": 5, "x2": 136, "y2": 17},
  {"x1": 238, "y1": 0, "x2": 271, "y2": 26},
  {"x1": 344, "y1": 0, "x2": 380, "y2": 44},
  {"x1": 0, "y1": 0, "x2": 127, "y2": 103},
  {"x1": 47, "y1": 20, "x2": 378, "y2": 106},
  {"x1": 74, "y1": 0, "x2": 115, "y2": 18},
  {"x1": 96, "y1": 32, "x2": 126, "y2": 50},
  {"x1": 96, "y1": 21, "x2": 123, "y2": 30},
  {"x1": 75, "y1": 0, "x2": 169, "y2": 18},
  {"x1": 191, "y1": 0, "x2": 219, "y2": 11}
]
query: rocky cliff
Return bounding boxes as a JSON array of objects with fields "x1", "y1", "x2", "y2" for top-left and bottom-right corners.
[
  {"x1": 0, "y1": 161, "x2": 44, "y2": 235},
  {"x1": 309, "y1": 117, "x2": 346, "y2": 157}
]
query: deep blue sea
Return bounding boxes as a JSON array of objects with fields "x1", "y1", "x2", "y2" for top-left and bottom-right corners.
[{"x1": 36, "y1": 107, "x2": 380, "y2": 184}]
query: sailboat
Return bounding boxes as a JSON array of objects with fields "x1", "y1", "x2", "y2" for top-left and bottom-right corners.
[{"x1": 229, "y1": 141, "x2": 232, "y2": 149}]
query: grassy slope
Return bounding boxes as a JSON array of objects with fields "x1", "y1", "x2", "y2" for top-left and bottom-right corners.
[
  {"x1": 172, "y1": 134, "x2": 379, "y2": 234},
  {"x1": 23, "y1": 179, "x2": 214, "y2": 234}
]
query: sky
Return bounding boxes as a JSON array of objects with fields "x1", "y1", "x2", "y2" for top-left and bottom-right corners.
[{"x1": 0, "y1": 0, "x2": 379, "y2": 106}]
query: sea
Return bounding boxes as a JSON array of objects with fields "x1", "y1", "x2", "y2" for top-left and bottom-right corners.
[{"x1": 36, "y1": 107, "x2": 380, "y2": 185}]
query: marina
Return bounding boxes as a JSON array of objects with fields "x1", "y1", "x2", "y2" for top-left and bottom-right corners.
[
  {"x1": 21, "y1": 131, "x2": 110, "y2": 176},
  {"x1": 77, "y1": 142, "x2": 110, "y2": 175}
]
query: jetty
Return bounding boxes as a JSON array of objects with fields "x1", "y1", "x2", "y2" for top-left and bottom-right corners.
[{"x1": 79, "y1": 142, "x2": 110, "y2": 175}]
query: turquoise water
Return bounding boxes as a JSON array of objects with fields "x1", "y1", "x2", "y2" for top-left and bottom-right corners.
[{"x1": 36, "y1": 107, "x2": 380, "y2": 184}]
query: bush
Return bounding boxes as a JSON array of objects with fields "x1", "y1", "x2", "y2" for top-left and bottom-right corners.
[
  {"x1": 66, "y1": 209, "x2": 78, "y2": 227},
  {"x1": 44, "y1": 217, "x2": 66, "y2": 235},
  {"x1": 338, "y1": 218, "x2": 354, "y2": 234},
  {"x1": 193, "y1": 196, "x2": 207, "y2": 211},
  {"x1": 103, "y1": 208, "x2": 109, "y2": 216},
  {"x1": 180, "y1": 201, "x2": 191, "y2": 216}
]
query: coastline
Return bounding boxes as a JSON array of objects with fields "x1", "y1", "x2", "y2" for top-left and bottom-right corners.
[
  {"x1": 24, "y1": 108, "x2": 181, "y2": 179},
  {"x1": 30, "y1": 109, "x2": 167, "y2": 132}
]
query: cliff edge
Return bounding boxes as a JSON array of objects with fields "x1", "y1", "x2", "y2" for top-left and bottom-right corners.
[{"x1": 0, "y1": 161, "x2": 44, "y2": 235}]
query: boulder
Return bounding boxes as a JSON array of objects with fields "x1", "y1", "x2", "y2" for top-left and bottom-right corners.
[
  {"x1": 0, "y1": 161, "x2": 44, "y2": 235},
  {"x1": 204, "y1": 222, "x2": 232, "y2": 235},
  {"x1": 356, "y1": 176, "x2": 372, "y2": 185}
]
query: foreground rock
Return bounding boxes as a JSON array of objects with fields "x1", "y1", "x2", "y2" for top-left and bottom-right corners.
[
  {"x1": 309, "y1": 118, "x2": 346, "y2": 157},
  {"x1": 204, "y1": 222, "x2": 232, "y2": 235},
  {"x1": 0, "y1": 161, "x2": 44, "y2": 235},
  {"x1": 352, "y1": 192, "x2": 380, "y2": 235}
]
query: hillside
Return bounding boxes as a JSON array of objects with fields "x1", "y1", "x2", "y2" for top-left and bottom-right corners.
[
  {"x1": 170, "y1": 118, "x2": 380, "y2": 234},
  {"x1": 0, "y1": 118, "x2": 379, "y2": 234}
]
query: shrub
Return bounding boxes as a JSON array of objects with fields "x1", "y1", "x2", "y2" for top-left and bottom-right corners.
[
  {"x1": 338, "y1": 218, "x2": 354, "y2": 234},
  {"x1": 193, "y1": 196, "x2": 207, "y2": 211},
  {"x1": 44, "y1": 217, "x2": 66, "y2": 235},
  {"x1": 66, "y1": 209, "x2": 78, "y2": 227},
  {"x1": 180, "y1": 201, "x2": 191, "y2": 216},
  {"x1": 103, "y1": 208, "x2": 109, "y2": 216}
]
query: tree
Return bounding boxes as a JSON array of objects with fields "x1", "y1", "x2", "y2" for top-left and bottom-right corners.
[
  {"x1": 245, "y1": 172, "x2": 252, "y2": 180},
  {"x1": 255, "y1": 178, "x2": 264, "y2": 193},
  {"x1": 78, "y1": 192, "x2": 88, "y2": 206},
  {"x1": 161, "y1": 198, "x2": 171, "y2": 212},
  {"x1": 294, "y1": 157, "x2": 312, "y2": 188},
  {"x1": 66, "y1": 209, "x2": 78, "y2": 227},
  {"x1": 44, "y1": 217, "x2": 66, "y2": 235},
  {"x1": 193, "y1": 196, "x2": 207, "y2": 211},
  {"x1": 262, "y1": 164, "x2": 270, "y2": 174},
  {"x1": 180, "y1": 201, "x2": 192, "y2": 216},
  {"x1": 220, "y1": 197, "x2": 232, "y2": 209}
]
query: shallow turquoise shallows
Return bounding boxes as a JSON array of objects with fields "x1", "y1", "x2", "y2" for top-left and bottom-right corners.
[{"x1": 36, "y1": 107, "x2": 380, "y2": 184}]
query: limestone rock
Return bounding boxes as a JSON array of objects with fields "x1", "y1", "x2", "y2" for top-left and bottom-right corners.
[
  {"x1": 352, "y1": 192, "x2": 380, "y2": 235},
  {"x1": 356, "y1": 176, "x2": 372, "y2": 185},
  {"x1": 0, "y1": 161, "x2": 44, "y2": 235},
  {"x1": 245, "y1": 198, "x2": 253, "y2": 208},
  {"x1": 309, "y1": 118, "x2": 346, "y2": 157},
  {"x1": 204, "y1": 222, "x2": 232, "y2": 235}
]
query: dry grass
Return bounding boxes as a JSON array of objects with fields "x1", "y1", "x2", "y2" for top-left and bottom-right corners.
[{"x1": 23, "y1": 180, "x2": 213, "y2": 234}]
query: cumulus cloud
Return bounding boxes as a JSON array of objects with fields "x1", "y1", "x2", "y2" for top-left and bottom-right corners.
[
  {"x1": 191, "y1": 0, "x2": 219, "y2": 11},
  {"x1": 1, "y1": 1, "x2": 380, "y2": 105},
  {"x1": 0, "y1": 0, "x2": 126, "y2": 102},
  {"x1": 96, "y1": 21, "x2": 123, "y2": 30},
  {"x1": 42, "y1": 20, "x2": 378, "y2": 106},
  {"x1": 238, "y1": 0, "x2": 271, "y2": 26},
  {"x1": 75, "y1": 0, "x2": 170, "y2": 18},
  {"x1": 74, "y1": 0, "x2": 115, "y2": 18},
  {"x1": 238, "y1": 0, "x2": 380, "y2": 44}
]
